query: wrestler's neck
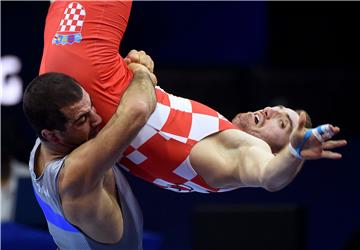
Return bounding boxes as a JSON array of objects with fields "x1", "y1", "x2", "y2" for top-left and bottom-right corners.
[
  {"x1": 34, "y1": 142, "x2": 65, "y2": 178},
  {"x1": 234, "y1": 124, "x2": 283, "y2": 154},
  {"x1": 40, "y1": 140, "x2": 72, "y2": 162},
  {"x1": 237, "y1": 127, "x2": 281, "y2": 155}
]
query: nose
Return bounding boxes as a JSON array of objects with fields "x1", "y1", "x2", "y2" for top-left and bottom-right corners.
[
  {"x1": 90, "y1": 107, "x2": 102, "y2": 127},
  {"x1": 263, "y1": 107, "x2": 279, "y2": 119}
]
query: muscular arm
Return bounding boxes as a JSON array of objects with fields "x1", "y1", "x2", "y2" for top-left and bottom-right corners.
[
  {"x1": 238, "y1": 144, "x2": 304, "y2": 192},
  {"x1": 239, "y1": 112, "x2": 345, "y2": 191},
  {"x1": 191, "y1": 112, "x2": 346, "y2": 192},
  {"x1": 61, "y1": 69, "x2": 156, "y2": 196},
  {"x1": 57, "y1": 69, "x2": 155, "y2": 243},
  {"x1": 191, "y1": 130, "x2": 302, "y2": 191}
]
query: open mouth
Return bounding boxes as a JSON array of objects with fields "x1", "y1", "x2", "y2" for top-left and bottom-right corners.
[{"x1": 254, "y1": 113, "x2": 260, "y2": 125}]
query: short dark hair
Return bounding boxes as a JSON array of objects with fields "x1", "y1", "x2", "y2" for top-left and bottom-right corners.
[{"x1": 23, "y1": 72, "x2": 83, "y2": 140}]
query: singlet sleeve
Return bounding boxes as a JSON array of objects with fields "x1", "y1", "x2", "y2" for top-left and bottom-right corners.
[{"x1": 32, "y1": 156, "x2": 67, "y2": 222}]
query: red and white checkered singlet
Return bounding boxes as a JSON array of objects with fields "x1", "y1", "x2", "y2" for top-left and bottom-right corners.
[{"x1": 118, "y1": 87, "x2": 237, "y2": 193}]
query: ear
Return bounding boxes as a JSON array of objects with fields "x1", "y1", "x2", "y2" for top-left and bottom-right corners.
[{"x1": 41, "y1": 129, "x2": 60, "y2": 143}]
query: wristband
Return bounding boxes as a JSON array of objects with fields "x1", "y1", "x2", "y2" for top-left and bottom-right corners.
[
  {"x1": 288, "y1": 143, "x2": 303, "y2": 160},
  {"x1": 288, "y1": 124, "x2": 333, "y2": 160},
  {"x1": 288, "y1": 129, "x2": 312, "y2": 160}
]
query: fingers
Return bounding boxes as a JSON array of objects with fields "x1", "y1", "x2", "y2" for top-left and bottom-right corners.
[
  {"x1": 127, "y1": 62, "x2": 158, "y2": 86},
  {"x1": 321, "y1": 150, "x2": 343, "y2": 160},
  {"x1": 125, "y1": 49, "x2": 154, "y2": 73},
  {"x1": 330, "y1": 125, "x2": 340, "y2": 135},
  {"x1": 125, "y1": 50, "x2": 142, "y2": 64},
  {"x1": 295, "y1": 122, "x2": 347, "y2": 160},
  {"x1": 301, "y1": 147, "x2": 343, "y2": 160},
  {"x1": 322, "y1": 140, "x2": 347, "y2": 150},
  {"x1": 149, "y1": 73, "x2": 158, "y2": 86},
  {"x1": 310, "y1": 124, "x2": 340, "y2": 143},
  {"x1": 320, "y1": 138, "x2": 347, "y2": 159}
]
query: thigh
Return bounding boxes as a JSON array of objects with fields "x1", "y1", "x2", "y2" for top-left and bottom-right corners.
[{"x1": 40, "y1": 1, "x2": 133, "y2": 126}]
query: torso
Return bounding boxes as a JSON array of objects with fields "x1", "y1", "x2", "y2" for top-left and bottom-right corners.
[
  {"x1": 117, "y1": 87, "x2": 238, "y2": 193},
  {"x1": 29, "y1": 139, "x2": 143, "y2": 249},
  {"x1": 35, "y1": 144, "x2": 121, "y2": 243}
]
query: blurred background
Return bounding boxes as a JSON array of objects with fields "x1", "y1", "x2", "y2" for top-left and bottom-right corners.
[{"x1": 1, "y1": 1, "x2": 359, "y2": 250}]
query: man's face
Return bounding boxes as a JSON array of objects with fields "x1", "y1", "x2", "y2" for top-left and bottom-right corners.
[
  {"x1": 232, "y1": 106, "x2": 299, "y2": 153},
  {"x1": 58, "y1": 88, "x2": 102, "y2": 148}
]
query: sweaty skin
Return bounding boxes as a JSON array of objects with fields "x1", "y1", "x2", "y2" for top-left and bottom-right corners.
[{"x1": 41, "y1": 1, "x2": 347, "y2": 194}]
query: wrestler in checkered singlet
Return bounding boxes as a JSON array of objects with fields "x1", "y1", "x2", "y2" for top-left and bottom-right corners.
[
  {"x1": 40, "y1": 1, "x2": 238, "y2": 193},
  {"x1": 118, "y1": 87, "x2": 237, "y2": 193}
]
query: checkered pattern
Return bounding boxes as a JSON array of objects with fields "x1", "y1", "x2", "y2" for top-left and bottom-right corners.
[
  {"x1": 118, "y1": 87, "x2": 237, "y2": 193},
  {"x1": 57, "y1": 2, "x2": 86, "y2": 33}
]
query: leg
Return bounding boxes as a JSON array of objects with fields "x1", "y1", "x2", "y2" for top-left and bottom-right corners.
[{"x1": 40, "y1": 0, "x2": 133, "y2": 126}]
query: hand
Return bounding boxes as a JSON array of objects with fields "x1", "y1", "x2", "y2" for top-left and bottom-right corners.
[
  {"x1": 127, "y1": 63, "x2": 157, "y2": 86},
  {"x1": 124, "y1": 49, "x2": 154, "y2": 73},
  {"x1": 290, "y1": 112, "x2": 347, "y2": 160}
]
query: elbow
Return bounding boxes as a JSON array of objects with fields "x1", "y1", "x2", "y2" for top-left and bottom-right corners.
[
  {"x1": 261, "y1": 178, "x2": 287, "y2": 192},
  {"x1": 260, "y1": 175, "x2": 285, "y2": 192},
  {"x1": 263, "y1": 184, "x2": 284, "y2": 192},
  {"x1": 127, "y1": 100, "x2": 154, "y2": 125}
]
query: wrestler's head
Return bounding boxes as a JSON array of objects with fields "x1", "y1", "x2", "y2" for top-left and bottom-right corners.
[
  {"x1": 232, "y1": 106, "x2": 312, "y2": 153},
  {"x1": 23, "y1": 72, "x2": 102, "y2": 150}
]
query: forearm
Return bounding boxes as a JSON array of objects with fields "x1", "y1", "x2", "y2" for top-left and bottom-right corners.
[
  {"x1": 89, "y1": 70, "x2": 156, "y2": 170},
  {"x1": 115, "y1": 70, "x2": 156, "y2": 120},
  {"x1": 261, "y1": 148, "x2": 304, "y2": 192},
  {"x1": 67, "y1": 70, "x2": 156, "y2": 192}
]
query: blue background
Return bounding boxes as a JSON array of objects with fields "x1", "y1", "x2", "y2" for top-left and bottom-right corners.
[{"x1": 2, "y1": 2, "x2": 359, "y2": 250}]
